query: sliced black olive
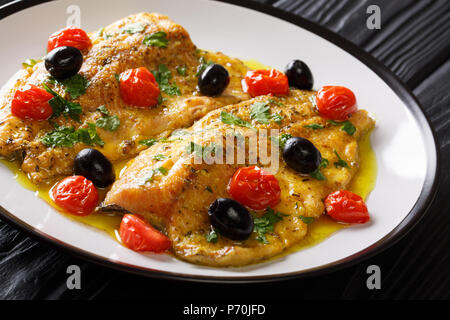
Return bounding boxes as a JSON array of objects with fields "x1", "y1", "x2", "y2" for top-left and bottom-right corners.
[
  {"x1": 284, "y1": 60, "x2": 314, "y2": 90},
  {"x1": 283, "y1": 137, "x2": 322, "y2": 174},
  {"x1": 198, "y1": 64, "x2": 230, "y2": 96},
  {"x1": 74, "y1": 149, "x2": 115, "y2": 188},
  {"x1": 45, "y1": 46, "x2": 83, "y2": 80},
  {"x1": 208, "y1": 198, "x2": 254, "y2": 241}
]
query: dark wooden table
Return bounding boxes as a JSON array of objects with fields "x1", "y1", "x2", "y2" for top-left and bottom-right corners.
[{"x1": 0, "y1": 0, "x2": 449, "y2": 300}]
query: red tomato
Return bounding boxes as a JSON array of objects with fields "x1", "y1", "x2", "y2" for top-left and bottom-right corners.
[
  {"x1": 52, "y1": 176, "x2": 99, "y2": 216},
  {"x1": 228, "y1": 166, "x2": 281, "y2": 211},
  {"x1": 316, "y1": 86, "x2": 358, "y2": 121},
  {"x1": 119, "y1": 67, "x2": 161, "y2": 108},
  {"x1": 119, "y1": 214, "x2": 171, "y2": 253},
  {"x1": 47, "y1": 26, "x2": 92, "y2": 52},
  {"x1": 325, "y1": 190, "x2": 370, "y2": 224},
  {"x1": 242, "y1": 69, "x2": 289, "y2": 97},
  {"x1": 11, "y1": 84, "x2": 53, "y2": 121}
]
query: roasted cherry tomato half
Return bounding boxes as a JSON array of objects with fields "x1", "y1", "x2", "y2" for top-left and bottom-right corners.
[
  {"x1": 74, "y1": 149, "x2": 115, "y2": 189},
  {"x1": 228, "y1": 166, "x2": 281, "y2": 211},
  {"x1": 242, "y1": 69, "x2": 289, "y2": 98},
  {"x1": 325, "y1": 190, "x2": 370, "y2": 224},
  {"x1": 11, "y1": 84, "x2": 53, "y2": 121},
  {"x1": 119, "y1": 214, "x2": 171, "y2": 253},
  {"x1": 316, "y1": 86, "x2": 358, "y2": 121},
  {"x1": 119, "y1": 67, "x2": 160, "y2": 108},
  {"x1": 52, "y1": 176, "x2": 99, "y2": 216},
  {"x1": 208, "y1": 198, "x2": 254, "y2": 241},
  {"x1": 47, "y1": 26, "x2": 92, "y2": 52},
  {"x1": 45, "y1": 46, "x2": 83, "y2": 81}
]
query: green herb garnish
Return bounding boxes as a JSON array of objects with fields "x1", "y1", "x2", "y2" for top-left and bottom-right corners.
[
  {"x1": 254, "y1": 208, "x2": 288, "y2": 245},
  {"x1": 152, "y1": 64, "x2": 181, "y2": 96},
  {"x1": 206, "y1": 230, "x2": 218, "y2": 243},
  {"x1": 310, "y1": 158, "x2": 329, "y2": 181},
  {"x1": 139, "y1": 167, "x2": 168, "y2": 185},
  {"x1": 328, "y1": 120, "x2": 356, "y2": 136},
  {"x1": 42, "y1": 84, "x2": 82, "y2": 122},
  {"x1": 334, "y1": 150, "x2": 349, "y2": 168},
  {"x1": 299, "y1": 216, "x2": 315, "y2": 225},
  {"x1": 153, "y1": 154, "x2": 167, "y2": 161},
  {"x1": 220, "y1": 112, "x2": 254, "y2": 130},
  {"x1": 176, "y1": 65, "x2": 187, "y2": 76},
  {"x1": 95, "y1": 106, "x2": 120, "y2": 132},
  {"x1": 205, "y1": 186, "x2": 213, "y2": 193},
  {"x1": 48, "y1": 74, "x2": 90, "y2": 100},
  {"x1": 196, "y1": 57, "x2": 213, "y2": 77},
  {"x1": 304, "y1": 124, "x2": 325, "y2": 130},
  {"x1": 250, "y1": 102, "x2": 271, "y2": 124},
  {"x1": 122, "y1": 23, "x2": 145, "y2": 34},
  {"x1": 143, "y1": 31, "x2": 168, "y2": 48},
  {"x1": 139, "y1": 139, "x2": 158, "y2": 147},
  {"x1": 41, "y1": 124, "x2": 104, "y2": 148},
  {"x1": 22, "y1": 58, "x2": 40, "y2": 69}
]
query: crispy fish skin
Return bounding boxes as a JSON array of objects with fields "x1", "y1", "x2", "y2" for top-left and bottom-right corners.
[
  {"x1": 0, "y1": 13, "x2": 249, "y2": 185},
  {"x1": 103, "y1": 90, "x2": 375, "y2": 267}
]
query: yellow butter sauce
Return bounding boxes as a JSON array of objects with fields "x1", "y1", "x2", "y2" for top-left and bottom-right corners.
[{"x1": 0, "y1": 58, "x2": 377, "y2": 260}]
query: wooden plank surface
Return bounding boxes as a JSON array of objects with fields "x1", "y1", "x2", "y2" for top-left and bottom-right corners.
[{"x1": 0, "y1": 0, "x2": 449, "y2": 300}]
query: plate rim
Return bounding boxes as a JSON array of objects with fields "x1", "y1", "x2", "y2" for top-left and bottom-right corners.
[{"x1": 0, "y1": 0, "x2": 440, "y2": 283}]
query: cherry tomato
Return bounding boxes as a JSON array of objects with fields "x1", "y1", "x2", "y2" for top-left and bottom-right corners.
[
  {"x1": 325, "y1": 190, "x2": 370, "y2": 224},
  {"x1": 316, "y1": 86, "x2": 358, "y2": 121},
  {"x1": 242, "y1": 69, "x2": 289, "y2": 98},
  {"x1": 11, "y1": 84, "x2": 53, "y2": 121},
  {"x1": 119, "y1": 214, "x2": 171, "y2": 253},
  {"x1": 52, "y1": 176, "x2": 99, "y2": 216},
  {"x1": 228, "y1": 166, "x2": 281, "y2": 211},
  {"x1": 119, "y1": 67, "x2": 161, "y2": 108},
  {"x1": 47, "y1": 26, "x2": 92, "y2": 52}
]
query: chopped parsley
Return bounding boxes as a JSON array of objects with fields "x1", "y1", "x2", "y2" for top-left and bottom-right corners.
[
  {"x1": 143, "y1": 31, "x2": 168, "y2": 48},
  {"x1": 176, "y1": 65, "x2": 187, "y2": 76},
  {"x1": 272, "y1": 133, "x2": 292, "y2": 149},
  {"x1": 22, "y1": 58, "x2": 40, "y2": 69},
  {"x1": 42, "y1": 84, "x2": 82, "y2": 122},
  {"x1": 152, "y1": 64, "x2": 181, "y2": 96},
  {"x1": 299, "y1": 216, "x2": 315, "y2": 225},
  {"x1": 95, "y1": 106, "x2": 120, "y2": 132},
  {"x1": 41, "y1": 124, "x2": 104, "y2": 148},
  {"x1": 310, "y1": 158, "x2": 329, "y2": 181},
  {"x1": 220, "y1": 112, "x2": 254, "y2": 130},
  {"x1": 334, "y1": 150, "x2": 349, "y2": 168},
  {"x1": 206, "y1": 230, "x2": 218, "y2": 243},
  {"x1": 139, "y1": 167, "x2": 168, "y2": 185},
  {"x1": 250, "y1": 102, "x2": 284, "y2": 125},
  {"x1": 139, "y1": 139, "x2": 158, "y2": 147},
  {"x1": 153, "y1": 154, "x2": 167, "y2": 161},
  {"x1": 253, "y1": 208, "x2": 288, "y2": 245},
  {"x1": 272, "y1": 113, "x2": 283, "y2": 125},
  {"x1": 122, "y1": 23, "x2": 145, "y2": 34},
  {"x1": 304, "y1": 124, "x2": 324, "y2": 130},
  {"x1": 196, "y1": 57, "x2": 213, "y2": 77},
  {"x1": 48, "y1": 74, "x2": 90, "y2": 100},
  {"x1": 205, "y1": 186, "x2": 213, "y2": 193},
  {"x1": 328, "y1": 120, "x2": 356, "y2": 136},
  {"x1": 186, "y1": 142, "x2": 221, "y2": 159},
  {"x1": 268, "y1": 98, "x2": 285, "y2": 107}
]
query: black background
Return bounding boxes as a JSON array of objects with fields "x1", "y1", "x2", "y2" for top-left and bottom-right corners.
[{"x1": 0, "y1": 0, "x2": 449, "y2": 300}]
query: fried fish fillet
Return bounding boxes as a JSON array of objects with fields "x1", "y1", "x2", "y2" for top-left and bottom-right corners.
[
  {"x1": 103, "y1": 90, "x2": 375, "y2": 267},
  {"x1": 0, "y1": 13, "x2": 249, "y2": 185}
]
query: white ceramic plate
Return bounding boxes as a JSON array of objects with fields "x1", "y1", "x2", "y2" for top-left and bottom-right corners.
[{"x1": 0, "y1": 0, "x2": 438, "y2": 282}]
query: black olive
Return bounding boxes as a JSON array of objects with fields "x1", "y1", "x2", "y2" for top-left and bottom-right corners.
[
  {"x1": 45, "y1": 46, "x2": 83, "y2": 80},
  {"x1": 283, "y1": 137, "x2": 322, "y2": 174},
  {"x1": 74, "y1": 149, "x2": 115, "y2": 188},
  {"x1": 208, "y1": 198, "x2": 254, "y2": 241},
  {"x1": 198, "y1": 64, "x2": 230, "y2": 96},
  {"x1": 284, "y1": 60, "x2": 314, "y2": 90}
]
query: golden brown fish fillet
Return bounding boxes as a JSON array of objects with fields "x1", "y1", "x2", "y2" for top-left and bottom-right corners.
[
  {"x1": 0, "y1": 13, "x2": 249, "y2": 185},
  {"x1": 103, "y1": 90, "x2": 375, "y2": 267}
]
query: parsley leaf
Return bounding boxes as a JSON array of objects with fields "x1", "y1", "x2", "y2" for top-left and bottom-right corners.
[
  {"x1": 196, "y1": 57, "x2": 213, "y2": 77},
  {"x1": 220, "y1": 112, "x2": 254, "y2": 130},
  {"x1": 139, "y1": 167, "x2": 168, "y2": 185},
  {"x1": 143, "y1": 31, "x2": 168, "y2": 48},
  {"x1": 42, "y1": 84, "x2": 82, "y2": 122},
  {"x1": 41, "y1": 124, "x2": 104, "y2": 148},
  {"x1": 205, "y1": 186, "x2": 213, "y2": 193},
  {"x1": 48, "y1": 74, "x2": 90, "y2": 99},
  {"x1": 152, "y1": 64, "x2": 181, "y2": 96},
  {"x1": 122, "y1": 23, "x2": 145, "y2": 34},
  {"x1": 272, "y1": 113, "x2": 283, "y2": 125},
  {"x1": 253, "y1": 208, "x2": 287, "y2": 244},
  {"x1": 153, "y1": 154, "x2": 167, "y2": 161},
  {"x1": 250, "y1": 102, "x2": 271, "y2": 124},
  {"x1": 22, "y1": 58, "x2": 40, "y2": 69},
  {"x1": 206, "y1": 230, "x2": 218, "y2": 243},
  {"x1": 272, "y1": 133, "x2": 292, "y2": 149},
  {"x1": 334, "y1": 150, "x2": 349, "y2": 168},
  {"x1": 328, "y1": 120, "x2": 356, "y2": 136},
  {"x1": 299, "y1": 216, "x2": 315, "y2": 225},
  {"x1": 176, "y1": 65, "x2": 187, "y2": 76},
  {"x1": 96, "y1": 106, "x2": 120, "y2": 131},
  {"x1": 310, "y1": 159, "x2": 329, "y2": 181},
  {"x1": 304, "y1": 124, "x2": 324, "y2": 130},
  {"x1": 139, "y1": 139, "x2": 158, "y2": 147}
]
